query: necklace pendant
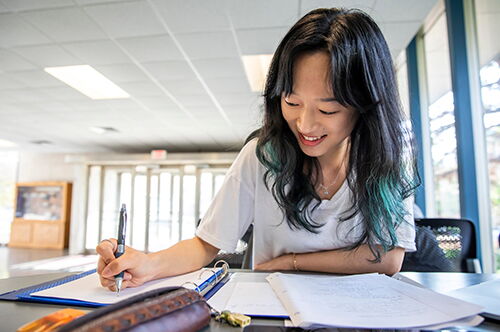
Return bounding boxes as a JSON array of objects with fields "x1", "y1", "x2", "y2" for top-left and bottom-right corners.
[{"x1": 323, "y1": 190, "x2": 329, "y2": 195}]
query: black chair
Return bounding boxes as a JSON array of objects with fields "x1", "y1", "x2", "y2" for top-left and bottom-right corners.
[
  {"x1": 402, "y1": 218, "x2": 482, "y2": 273},
  {"x1": 197, "y1": 218, "x2": 253, "y2": 269}
]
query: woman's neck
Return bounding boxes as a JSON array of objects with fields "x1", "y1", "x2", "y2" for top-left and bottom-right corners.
[
  {"x1": 314, "y1": 138, "x2": 350, "y2": 200},
  {"x1": 317, "y1": 138, "x2": 350, "y2": 174}
]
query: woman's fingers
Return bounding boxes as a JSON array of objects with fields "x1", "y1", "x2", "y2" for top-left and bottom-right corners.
[
  {"x1": 105, "y1": 278, "x2": 141, "y2": 292},
  {"x1": 96, "y1": 239, "x2": 117, "y2": 263},
  {"x1": 96, "y1": 240, "x2": 148, "y2": 291},
  {"x1": 101, "y1": 251, "x2": 136, "y2": 278},
  {"x1": 99, "y1": 274, "x2": 115, "y2": 288}
]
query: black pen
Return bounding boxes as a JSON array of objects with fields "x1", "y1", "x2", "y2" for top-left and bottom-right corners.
[{"x1": 115, "y1": 203, "x2": 127, "y2": 295}]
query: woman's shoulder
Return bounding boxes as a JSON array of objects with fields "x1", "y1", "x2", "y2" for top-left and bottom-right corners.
[{"x1": 227, "y1": 137, "x2": 261, "y2": 176}]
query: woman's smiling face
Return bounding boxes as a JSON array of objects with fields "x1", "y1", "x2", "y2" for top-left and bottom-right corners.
[{"x1": 281, "y1": 51, "x2": 359, "y2": 163}]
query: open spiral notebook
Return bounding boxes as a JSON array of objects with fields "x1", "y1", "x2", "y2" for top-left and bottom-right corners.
[{"x1": 0, "y1": 263, "x2": 229, "y2": 308}]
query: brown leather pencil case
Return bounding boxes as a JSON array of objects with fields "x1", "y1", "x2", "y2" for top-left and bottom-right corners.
[{"x1": 57, "y1": 286, "x2": 211, "y2": 332}]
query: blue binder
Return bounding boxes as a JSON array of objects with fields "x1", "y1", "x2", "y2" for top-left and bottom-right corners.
[{"x1": 0, "y1": 268, "x2": 229, "y2": 308}]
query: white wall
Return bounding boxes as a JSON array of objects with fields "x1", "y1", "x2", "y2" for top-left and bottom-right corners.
[{"x1": 17, "y1": 153, "x2": 75, "y2": 182}]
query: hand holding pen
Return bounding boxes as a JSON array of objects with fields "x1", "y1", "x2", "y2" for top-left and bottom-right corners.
[
  {"x1": 114, "y1": 204, "x2": 127, "y2": 295},
  {"x1": 96, "y1": 205, "x2": 156, "y2": 293}
]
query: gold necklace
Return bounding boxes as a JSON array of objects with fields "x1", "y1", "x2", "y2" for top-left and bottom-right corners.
[{"x1": 318, "y1": 156, "x2": 345, "y2": 196}]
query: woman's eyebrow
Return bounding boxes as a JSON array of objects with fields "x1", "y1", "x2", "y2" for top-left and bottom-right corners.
[{"x1": 317, "y1": 97, "x2": 337, "y2": 102}]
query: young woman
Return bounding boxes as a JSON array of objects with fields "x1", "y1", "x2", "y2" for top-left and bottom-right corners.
[{"x1": 97, "y1": 8, "x2": 418, "y2": 291}]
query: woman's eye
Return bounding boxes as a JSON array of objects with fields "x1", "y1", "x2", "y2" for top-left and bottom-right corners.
[
  {"x1": 320, "y1": 110, "x2": 339, "y2": 115},
  {"x1": 284, "y1": 100, "x2": 299, "y2": 107}
]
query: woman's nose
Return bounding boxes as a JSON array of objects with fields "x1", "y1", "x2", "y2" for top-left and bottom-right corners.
[{"x1": 297, "y1": 107, "x2": 318, "y2": 133}]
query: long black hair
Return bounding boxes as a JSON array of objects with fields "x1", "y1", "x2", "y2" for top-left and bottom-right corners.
[{"x1": 255, "y1": 8, "x2": 419, "y2": 261}]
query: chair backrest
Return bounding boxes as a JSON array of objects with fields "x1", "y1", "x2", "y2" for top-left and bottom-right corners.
[
  {"x1": 401, "y1": 225, "x2": 455, "y2": 272},
  {"x1": 402, "y1": 218, "x2": 480, "y2": 273},
  {"x1": 199, "y1": 218, "x2": 253, "y2": 269},
  {"x1": 241, "y1": 226, "x2": 253, "y2": 269}
]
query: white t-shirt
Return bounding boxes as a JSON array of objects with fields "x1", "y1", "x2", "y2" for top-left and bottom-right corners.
[{"x1": 196, "y1": 139, "x2": 416, "y2": 266}]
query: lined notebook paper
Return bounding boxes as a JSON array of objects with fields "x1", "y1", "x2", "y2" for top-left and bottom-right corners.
[{"x1": 267, "y1": 273, "x2": 483, "y2": 329}]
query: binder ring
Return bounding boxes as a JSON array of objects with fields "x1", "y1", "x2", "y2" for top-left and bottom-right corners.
[
  {"x1": 181, "y1": 281, "x2": 199, "y2": 292},
  {"x1": 199, "y1": 269, "x2": 217, "y2": 287},
  {"x1": 213, "y1": 260, "x2": 229, "y2": 275}
]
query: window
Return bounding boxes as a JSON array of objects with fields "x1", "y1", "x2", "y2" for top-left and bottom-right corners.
[
  {"x1": 396, "y1": 51, "x2": 410, "y2": 118},
  {"x1": 84, "y1": 164, "x2": 230, "y2": 252},
  {"x1": 474, "y1": 0, "x2": 500, "y2": 272},
  {"x1": 423, "y1": 11, "x2": 461, "y2": 217}
]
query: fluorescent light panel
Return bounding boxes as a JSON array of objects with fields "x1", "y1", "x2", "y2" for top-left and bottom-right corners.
[
  {"x1": 0, "y1": 138, "x2": 17, "y2": 148},
  {"x1": 44, "y1": 65, "x2": 129, "y2": 100},
  {"x1": 242, "y1": 54, "x2": 273, "y2": 92}
]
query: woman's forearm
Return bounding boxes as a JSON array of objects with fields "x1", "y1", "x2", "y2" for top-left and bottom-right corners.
[
  {"x1": 293, "y1": 245, "x2": 405, "y2": 275},
  {"x1": 256, "y1": 245, "x2": 405, "y2": 275},
  {"x1": 147, "y1": 236, "x2": 220, "y2": 280}
]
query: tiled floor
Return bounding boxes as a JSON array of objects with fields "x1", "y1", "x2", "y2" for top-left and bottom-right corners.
[{"x1": 0, "y1": 245, "x2": 70, "y2": 278}]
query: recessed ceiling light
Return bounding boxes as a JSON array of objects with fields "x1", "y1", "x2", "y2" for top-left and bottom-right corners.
[
  {"x1": 242, "y1": 54, "x2": 273, "y2": 92},
  {"x1": 0, "y1": 138, "x2": 17, "y2": 148},
  {"x1": 30, "y1": 140, "x2": 53, "y2": 145},
  {"x1": 89, "y1": 126, "x2": 119, "y2": 134},
  {"x1": 44, "y1": 65, "x2": 130, "y2": 100}
]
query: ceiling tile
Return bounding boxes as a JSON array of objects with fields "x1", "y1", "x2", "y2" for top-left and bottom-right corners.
[
  {"x1": 21, "y1": 7, "x2": 106, "y2": 42},
  {"x1": 300, "y1": 1, "x2": 376, "y2": 16},
  {"x1": 216, "y1": 92, "x2": 262, "y2": 106},
  {"x1": 2, "y1": 89, "x2": 49, "y2": 103},
  {"x1": 142, "y1": 61, "x2": 195, "y2": 81},
  {"x1": 228, "y1": 108, "x2": 261, "y2": 125},
  {"x1": 151, "y1": 0, "x2": 230, "y2": 34},
  {"x1": 370, "y1": 0, "x2": 437, "y2": 23},
  {"x1": 0, "y1": 49, "x2": 37, "y2": 71},
  {"x1": 187, "y1": 106, "x2": 220, "y2": 115},
  {"x1": 0, "y1": 91, "x2": 20, "y2": 103},
  {"x1": 205, "y1": 77, "x2": 250, "y2": 94},
  {"x1": 117, "y1": 35, "x2": 184, "y2": 62},
  {"x1": 0, "y1": 73, "x2": 26, "y2": 89},
  {"x1": 39, "y1": 86, "x2": 89, "y2": 101},
  {"x1": 379, "y1": 21, "x2": 421, "y2": 52},
  {"x1": 174, "y1": 94, "x2": 213, "y2": 107},
  {"x1": 12, "y1": 70, "x2": 63, "y2": 88},
  {"x1": 75, "y1": 0, "x2": 124, "y2": 4},
  {"x1": 94, "y1": 98, "x2": 140, "y2": 110},
  {"x1": 227, "y1": 0, "x2": 299, "y2": 29},
  {"x1": 236, "y1": 27, "x2": 288, "y2": 55},
  {"x1": 119, "y1": 81, "x2": 165, "y2": 97},
  {"x1": 13, "y1": 44, "x2": 82, "y2": 67},
  {"x1": 94, "y1": 63, "x2": 148, "y2": 83},
  {"x1": 0, "y1": 2, "x2": 10, "y2": 13},
  {"x1": 35, "y1": 101, "x2": 73, "y2": 112},
  {"x1": 136, "y1": 96, "x2": 178, "y2": 110},
  {"x1": 0, "y1": 13, "x2": 51, "y2": 47},
  {"x1": 61, "y1": 99, "x2": 110, "y2": 112},
  {"x1": 0, "y1": 0, "x2": 74, "y2": 11},
  {"x1": 84, "y1": 0, "x2": 165, "y2": 38},
  {"x1": 176, "y1": 31, "x2": 239, "y2": 60},
  {"x1": 62, "y1": 40, "x2": 130, "y2": 65},
  {"x1": 192, "y1": 57, "x2": 246, "y2": 79},
  {"x1": 161, "y1": 79, "x2": 207, "y2": 96}
]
